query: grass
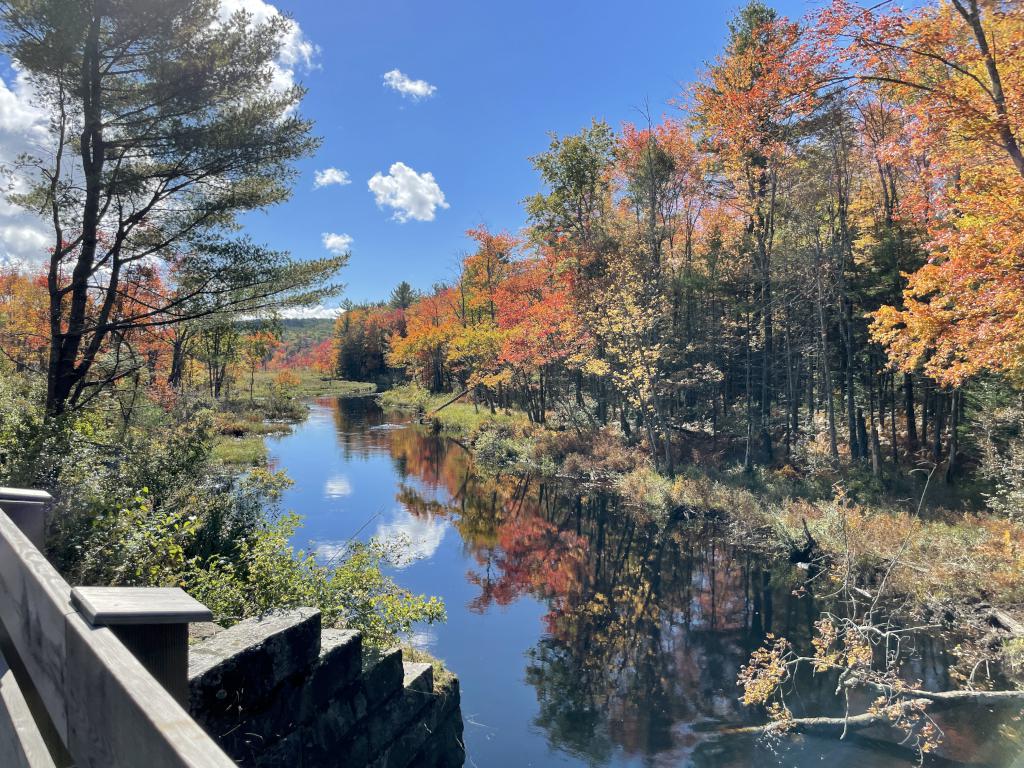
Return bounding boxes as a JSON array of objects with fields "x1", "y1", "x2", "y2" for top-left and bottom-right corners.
[
  {"x1": 250, "y1": 369, "x2": 376, "y2": 400},
  {"x1": 213, "y1": 408, "x2": 293, "y2": 437},
  {"x1": 211, "y1": 434, "x2": 268, "y2": 467},
  {"x1": 379, "y1": 383, "x2": 537, "y2": 472},
  {"x1": 208, "y1": 369, "x2": 376, "y2": 465},
  {"x1": 379, "y1": 383, "x2": 530, "y2": 435},
  {"x1": 380, "y1": 382, "x2": 536, "y2": 473},
  {"x1": 608, "y1": 462, "x2": 1024, "y2": 610},
  {"x1": 401, "y1": 645, "x2": 456, "y2": 687}
]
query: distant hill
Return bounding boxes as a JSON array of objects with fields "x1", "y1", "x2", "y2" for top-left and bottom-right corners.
[{"x1": 279, "y1": 317, "x2": 336, "y2": 345}]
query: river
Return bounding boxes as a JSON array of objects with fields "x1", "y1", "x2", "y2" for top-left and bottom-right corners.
[{"x1": 266, "y1": 396, "x2": 1013, "y2": 768}]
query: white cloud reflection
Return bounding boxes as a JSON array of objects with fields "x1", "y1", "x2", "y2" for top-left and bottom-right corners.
[
  {"x1": 324, "y1": 475, "x2": 353, "y2": 498},
  {"x1": 375, "y1": 510, "x2": 448, "y2": 567}
]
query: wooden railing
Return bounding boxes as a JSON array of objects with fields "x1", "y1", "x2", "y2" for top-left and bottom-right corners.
[{"x1": 0, "y1": 487, "x2": 234, "y2": 768}]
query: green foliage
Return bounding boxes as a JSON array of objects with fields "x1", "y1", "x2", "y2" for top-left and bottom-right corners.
[
  {"x1": 0, "y1": 366, "x2": 444, "y2": 650},
  {"x1": 251, "y1": 369, "x2": 375, "y2": 400},
  {"x1": 211, "y1": 435, "x2": 269, "y2": 467},
  {"x1": 614, "y1": 466, "x2": 676, "y2": 518},
  {"x1": 378, "y1": 382, "x2": 437, "y2": 412},
  {"x1": 472, "y1": 424, "x2": 533, "y2": 471},
  {"x1": 0, "y1": 367, "x2": 45, "y2": 481},
  {"x1": 526, "y1": 119, "x2": 616, "y2": 245},
  {"x1": 979, "y1": 396, "x2": 1024, "y2": 520},
  {"x1": 389, "y1": 281, "x2": 418, "y2": 310},
  {"x1": 263, "y1": 375, "x2": 309, "y2": 420},
  {"x1": 73, "y1": 488, "x2": 201, "y2": 587},
  {"x1": 187, "y1": 513, "x2": 446, "y2": 648}
]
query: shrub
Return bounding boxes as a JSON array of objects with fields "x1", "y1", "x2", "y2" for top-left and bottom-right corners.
[{"x1": 187, "y1": 513, "x2": 446, "y2": 648}]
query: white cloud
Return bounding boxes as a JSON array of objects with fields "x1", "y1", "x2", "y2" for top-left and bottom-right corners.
[
  {"x1": 313, "y1": 167, "x2": 351, "y2": 188},
  {"x1": 382, "y1": 69, "x2": 436, "y2": 101},
  {"x1": 321, "y1": 232, "x2": 353, "y2": 254},
  {"x1": 280, "y1": 305, "x2": 343, "y2": 320},
  {"x1": 368, "y1": 162, "x2": 448, "y2": 223},
  {"x1": 407, "y1": 629, "x2": 437, "y2": 650},
  {"x1": 313, "y1": 540, "x2": 352, "y2": 565},
  {"x1": 0, "y1": 69, "x2": 52, "y2": 267},
  {"x1": 217, "y1": 0, "x2": 318, "y2": 92}
]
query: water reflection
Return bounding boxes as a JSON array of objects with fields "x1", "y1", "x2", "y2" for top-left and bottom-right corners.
[{"x1": 270, "y1": 397, "x2": 1020, "y2": 768}]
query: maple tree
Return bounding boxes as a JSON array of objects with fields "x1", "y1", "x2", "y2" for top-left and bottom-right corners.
[{"x1": 835, "y1": 0, "x2": 1024, "y2": 388}]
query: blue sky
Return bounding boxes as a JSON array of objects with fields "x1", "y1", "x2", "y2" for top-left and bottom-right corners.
[{"x1": 240, "y1": 0, "x2": 813, "y2": 307}]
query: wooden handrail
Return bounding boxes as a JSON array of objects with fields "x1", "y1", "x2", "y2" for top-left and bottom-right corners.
[{"x1": 0, "y1": 490, "x2": 234, "y2": 768}]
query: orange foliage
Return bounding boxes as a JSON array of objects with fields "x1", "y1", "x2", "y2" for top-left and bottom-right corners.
[
  {"x1": 0, "y1": 269, "x2": 50, "y2": 370},
  {"x1": 823, "y1": 0, "x2": 1024, "y2": 384}
]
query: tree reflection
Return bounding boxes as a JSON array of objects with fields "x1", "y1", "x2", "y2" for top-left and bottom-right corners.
[{"x1": 323, "y1": 397, "x2": 996, "y2": 766}]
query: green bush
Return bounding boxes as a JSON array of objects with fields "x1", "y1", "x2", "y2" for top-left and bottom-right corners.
[
  {"x1": 187, "y1": 513, "x2": 446, "y2": 648},
  {"x1": 0, "y1": 366, "x2": 445, "y2": 650}
]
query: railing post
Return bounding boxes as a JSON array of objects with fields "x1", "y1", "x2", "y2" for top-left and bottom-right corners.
[
  {"x1": 0, "y1": 488, "x2": 52, "y2": 550},
  {"x1": 0, "y1": 487, "x2": 70, "y2": 767},
  {"x1": 69, "y1": 587, "x2": 212, "y2": 706}
]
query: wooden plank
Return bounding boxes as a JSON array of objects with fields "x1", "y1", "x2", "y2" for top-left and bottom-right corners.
[
  {"x1": 0, "y1": 509, "x2": 75, "y2": 742},
  {"x1": 0, "y1": 649, "x2": 57, "y2": 768},
  {"x1": 71, "y1": 588, "x2": 212, "y2": 626},
  {"x1": 0, "y1": 489, "x2": 53, "y2": 505},
  {"x1": 64, "y1": 613, "x2": 235, "y2": 768},
  {"x1": 0, "y1": 489, "x2": 53, "y2": 550}
]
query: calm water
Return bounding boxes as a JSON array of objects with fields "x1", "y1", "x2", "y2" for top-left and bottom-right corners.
[{"x1": 267, "y1": 397, "x2": 1015, "y2": 768}]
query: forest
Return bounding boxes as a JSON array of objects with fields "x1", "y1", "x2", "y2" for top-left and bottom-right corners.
[
  {"x1": 1, "y1": 0, "x2": 1023, "y2": 763},
  {"x1": 338, "y1": 0, "x2": 1023, "y2": 488}
]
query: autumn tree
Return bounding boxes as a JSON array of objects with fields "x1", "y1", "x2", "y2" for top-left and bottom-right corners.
[
  {"x1": 693, "y1": 1, "x2": 826, "y2": 465},
  {"x1": 388, "y1": 288, "x2": 458, "y2": 393},
  {"x1": 0, "y1": 0, "x2": 342, "y2": 417},
  {"x1": 852, "y1": 1, "x2": 1024, "y2": 384},
  {"x1": 240, "y1": 326, "x2": 281, "y2": 402},
  {"x1": 0, "y1": 268, "x2": 50, "y2": 372}
]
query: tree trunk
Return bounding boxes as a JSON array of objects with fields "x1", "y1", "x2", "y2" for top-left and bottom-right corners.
[
  {"x1": 904, "y1": 373, "x2": 917, "y2": 448},
  {"x1": 946, "y1": 388, "x2": 960, "y2": 484},
  {"x1": 46, "y1": 11, "x2": 105, "y2": 417}
]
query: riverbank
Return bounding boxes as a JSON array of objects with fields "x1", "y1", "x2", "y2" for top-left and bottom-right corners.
[
  {"x1": 213, "y1": 372, "x2": 376, "y2": 466},
  {"x1": 377, "y1": 382, "x2": 1024, "y2": 668}
]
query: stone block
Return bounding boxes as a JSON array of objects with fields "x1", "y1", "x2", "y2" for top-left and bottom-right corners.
[
  {"x1": 423, "y1": 713, "x2": 467, "y2": 768},
  {"x1": 188, "y1": 608, "x2": 321, "y2": 726},
  {"x1": 188, "y1": 616, "x2": 466, "y2": 768},
  {"x1": 402, "y1": 662, "x2": 433, "y2": 695},
  {"x1": 249, "y1": 629, "x2": 363, "y2": 739},
  {"x1": 360, "y1": 646, "x2": 403, "y2": 708},
  {"x1": 370, "y1": 676, "x2": 461, "y2": 768},
  {"x1": 362, "y1": 663, "x2": 454, "y2": 763},
  {"x1": 254, "y1": 688, "x2": 366, "y2": 768},
  {"x1": 293, "y1": 629, "x2": 362, "y2": 724}
]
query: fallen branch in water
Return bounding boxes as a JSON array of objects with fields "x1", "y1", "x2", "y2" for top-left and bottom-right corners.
[
  {"x1": 726, "y1": 686, "x2": 1024, "y2": 737},
  {"x1": 723, "y1": 699, "x2": 931, "y2": 736}
]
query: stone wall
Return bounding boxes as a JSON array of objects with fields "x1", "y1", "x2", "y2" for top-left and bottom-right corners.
[{"x1": 186, "y1": 608, "x2": 464, "y2": 767}]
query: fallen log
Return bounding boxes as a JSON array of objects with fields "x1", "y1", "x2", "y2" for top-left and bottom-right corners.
[{"x1": 427, "y1": 389, "x2": 469, "y2": 417}]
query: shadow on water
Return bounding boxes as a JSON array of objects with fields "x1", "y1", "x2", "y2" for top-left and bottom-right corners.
[{"x1": 267, "y1": 396, "x2": 1022, "y2": 768}]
